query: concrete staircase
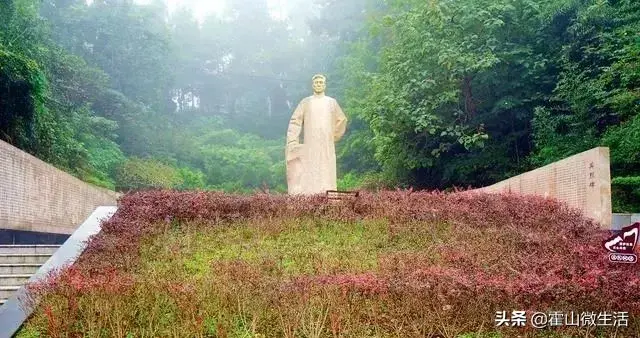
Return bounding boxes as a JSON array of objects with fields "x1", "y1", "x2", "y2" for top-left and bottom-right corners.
[{"x1": 0, "y1": 245, "x2": 60, "y2": 306}]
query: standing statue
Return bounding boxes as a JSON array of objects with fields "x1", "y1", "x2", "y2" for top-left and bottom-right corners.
[{"x1": 286, "y1": 74, "x2": 348, "y2": 195}]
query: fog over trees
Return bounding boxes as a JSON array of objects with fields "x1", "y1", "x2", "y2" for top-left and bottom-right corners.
[{"x1": 1, "y1": 0, "x2": 639, "y2": 211}]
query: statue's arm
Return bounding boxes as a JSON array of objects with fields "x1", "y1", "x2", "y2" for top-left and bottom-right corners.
[
  {"x1": 286, "y1": 99, "x2": 305, "y2": 162},
  {"x1": 287, "y1": 99, "x2": 304, "y2": 146},
  {"x1": 333, "y1": 99, "x2": 347, "y2": 142}
]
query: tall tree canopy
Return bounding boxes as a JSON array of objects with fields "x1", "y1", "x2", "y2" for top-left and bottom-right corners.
[{"x1": 1, "y1": 0, "x2": 639, "y2": 210}]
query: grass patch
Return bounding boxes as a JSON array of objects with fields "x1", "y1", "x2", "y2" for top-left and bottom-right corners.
[{"x1": 139, "y1": 218, "x2": 447, "y2": 279}]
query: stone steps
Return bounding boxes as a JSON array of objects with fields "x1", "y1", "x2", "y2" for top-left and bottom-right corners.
[
  {"x1": 0, "y1": 245, "x2": 60, "y2": 255},
  {"x1": 0, "y1": 274, "x2": 32, "y2": 287},
  {"x1": 0, "y1": 245, "x2": 59, "y2": 306},
  {"x1": 0, "y1": 254, "x2": 52, "y2": 264},
  {"x1": 0, "y1": 286, "x2": 20, "y2": 301},
  {"x1": 0, "y1": 264, "x2": 41, "y2": 274}
]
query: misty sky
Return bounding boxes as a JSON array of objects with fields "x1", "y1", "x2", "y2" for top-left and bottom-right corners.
[{"x1": 132, "y1": 0, "x2": 289, "y2": 22}]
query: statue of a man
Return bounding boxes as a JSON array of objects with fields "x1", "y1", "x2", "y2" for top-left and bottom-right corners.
[{"x1": 286, "y1": 74, "x2": 348, "y2": 195}]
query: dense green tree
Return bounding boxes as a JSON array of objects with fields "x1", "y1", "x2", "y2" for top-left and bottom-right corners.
[
  {"x1": 1, "y1": 0, "x2": 123, "y2": 188},
  {"x1": 334, "y1": 0, "x2": 638, "y2": 206},
  {"x1": 1, "y1": 0, "x2": 48, "y2": 152},
  {"x1": 307, "y1": 0, "x2": 387, "y2": 179},
  {"x1": 346, "y1": 0, "x2": 564, "y2": 187},
  {"x1": 530, "y1": 0, "x2": 640, "y2": 211},
  {"x1": 2, "y1": 0, "x2": 639, "y2": 211}
]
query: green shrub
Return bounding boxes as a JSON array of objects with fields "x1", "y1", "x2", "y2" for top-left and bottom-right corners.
[
  {"x1": 115, "y1": 157, "x2": 183, "y2": 191},
  {"x1": 612, "y1": 176, "x2": 640, "y2": 213},
  {"x1": 177, "y1": 167, "x2": 206, "y2": 190}
]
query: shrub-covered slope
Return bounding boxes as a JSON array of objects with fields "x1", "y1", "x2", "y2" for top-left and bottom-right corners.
[{"x1": 18, "y1": 191, "x2": 640, "y2": 337}]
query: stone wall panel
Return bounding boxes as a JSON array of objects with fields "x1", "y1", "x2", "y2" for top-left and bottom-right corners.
[{"x1": 0, "y1": 140, "x2": 119, "y2": 234}]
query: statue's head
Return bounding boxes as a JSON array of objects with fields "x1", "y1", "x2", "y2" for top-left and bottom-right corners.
[{"x1": 312, "y1": 74, "x2": 326, "y2": 94}]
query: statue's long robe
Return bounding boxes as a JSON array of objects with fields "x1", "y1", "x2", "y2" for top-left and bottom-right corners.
[{"x1": 286, "y1": 94, "x2": 347, "y2": 195}]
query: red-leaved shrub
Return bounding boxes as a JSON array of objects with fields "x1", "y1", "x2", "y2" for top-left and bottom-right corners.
[{"x1": 21, "y1": 190, "x2": 640, "y2": 337}]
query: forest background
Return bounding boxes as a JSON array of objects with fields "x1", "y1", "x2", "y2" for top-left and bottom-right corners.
[{"x1": 1, "y1": 0, "x2": 638, "y2": 212}]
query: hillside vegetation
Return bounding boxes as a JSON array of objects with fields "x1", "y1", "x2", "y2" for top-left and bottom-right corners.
[{"x1": 17, "y1": 191, "x2": 640, "y2": 337}]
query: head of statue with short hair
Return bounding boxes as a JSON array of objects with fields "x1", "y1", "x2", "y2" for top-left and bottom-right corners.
[{"x1": 312, "y1": 74, "x2": 326, "y2": 95}]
